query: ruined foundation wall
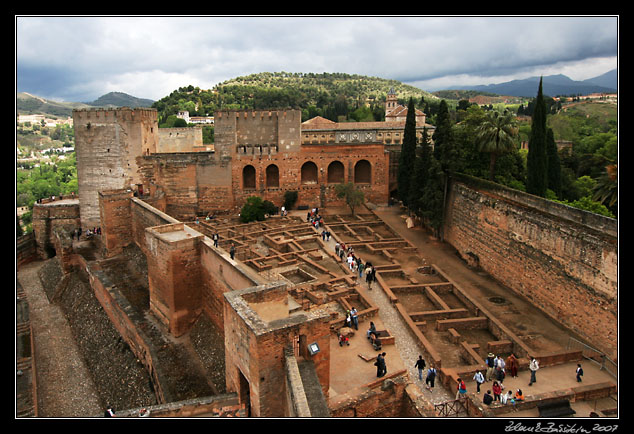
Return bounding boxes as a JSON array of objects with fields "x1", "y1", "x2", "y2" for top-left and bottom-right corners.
[{"x1": 443, "y1": 174, "x2": 618, "y2": 359}]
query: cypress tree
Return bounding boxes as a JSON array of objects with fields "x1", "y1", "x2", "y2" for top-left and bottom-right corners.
[
  {"x1": 432, "y1": 99, "x2": 457, "y2": 173},
  {"x1": 546, "y1": 128, "x2": 562, "y2": 198},
  {"x1": 526, "y1": 77, "x2": 548, "y2": 196},
  {"x1": 397, "y1": 97, "x2": 417, "y2": 207},
  {"x1": 408, "y1": 127, "x2": 432, "y2": 215},
  {"x1": 420, "y1": 154, "x2": 445, "y2": 239}
]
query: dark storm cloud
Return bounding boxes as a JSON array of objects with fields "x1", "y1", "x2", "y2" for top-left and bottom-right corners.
[{"x1": 16, "y1": 16, "x2": 618, "y2": 101}]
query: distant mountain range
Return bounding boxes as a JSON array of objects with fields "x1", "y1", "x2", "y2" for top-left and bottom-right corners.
[
  {"x1": 446, "y1": 69, "x2": 617, "y2": 97},
  {"x1": 17, "y1": 69, "x2": 617, "y2": 119},
  {"x1": 17, "y1": 91, "x2": 155, "y2": 118}
]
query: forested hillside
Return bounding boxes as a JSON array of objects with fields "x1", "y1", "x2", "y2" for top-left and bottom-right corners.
[{"x1": 151, "y1": 72, "x2": 440, "y2": 126}]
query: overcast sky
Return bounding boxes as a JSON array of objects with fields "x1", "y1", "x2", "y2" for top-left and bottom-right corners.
[{"x1": 15, "y1": 15, "x2": 619, "y2": 103}]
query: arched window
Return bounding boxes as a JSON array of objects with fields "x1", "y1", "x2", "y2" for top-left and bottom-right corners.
[
  {"x1": 354, "y1": 160, "x2": 371, "y2": 184},
  {"x1": 266, "y1": 164, "x2": 279, "y2": 188},
  {"x1": 301, "y1": 161, "x2": 318, "y2": 184},
  {"x1": 327, "y1": 161, "x2": 345, "y2": 184},
  {"x1": 243, "y1": 165, "x2": 256, "y2": 189}
]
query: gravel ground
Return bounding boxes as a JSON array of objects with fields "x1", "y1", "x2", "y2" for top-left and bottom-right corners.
[
  {"x1": 17, "y1": 258, "x2": 157, "y2": 417},
  {"x1": 17, "y1": 260, "x2": 103, "y2": 417}
]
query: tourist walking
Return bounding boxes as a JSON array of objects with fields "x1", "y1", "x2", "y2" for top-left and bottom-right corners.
[
  {"x1": 528, "y1": 358, "x2": 539, "y2": 386},
  {"x1": 576, "y1": 364, "x2": 584, "y2": 382},
  {"x1": 473, "y1": 370, "x2": 484, "y2": 393},
  {"x1": 455, "y1": 378, "x2": 467, "y2": 400},
  {"x1": 425, "y1": 366, "x2": 437, "y2": 392},
  {"x1": 485, "y1": 353, "x2": 495, "y2": 381},
  {"x1": 230, "y1": 243, "x2": 236, "y2": 260},
  {"x1": 415, "y1": 356, "x2": 426, "y2": 381}
]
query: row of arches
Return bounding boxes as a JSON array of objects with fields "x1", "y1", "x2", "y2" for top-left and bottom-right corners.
[{"x1": 242, "y1": 160, "x2": 372, "y2": 189}]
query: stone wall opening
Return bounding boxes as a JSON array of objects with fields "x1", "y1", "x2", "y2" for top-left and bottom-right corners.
[
  {"x1": 266, "y1": 164, "x2": 279, "y2": 188},
  {"x1": 327, "y1": 161, "x2": 344, "y2": 184},
  {"x1": 301, "y1": 161, "x2": 318, "y2": 184},
  {"x1": 354, "y1": 159, "x2": 371, "y2": 184},
  {"x1": 243, "y1": 165, "x2": 256, "y2": 189}
]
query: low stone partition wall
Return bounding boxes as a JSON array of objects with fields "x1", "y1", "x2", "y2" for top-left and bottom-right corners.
[
  {"x1": 328, "y1": 369, "x2": 415, "y2": 417},
  {"x1": 112, "y1": 394, "x2": 244, "y2": 418},
  {"x1": 473, "y1": 381, "x2": 617, "y2": 417}
]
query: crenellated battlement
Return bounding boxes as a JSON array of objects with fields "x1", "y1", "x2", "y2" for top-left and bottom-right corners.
[{"x1": 73, "y1": 106, "x2": 158, "y2": 123}]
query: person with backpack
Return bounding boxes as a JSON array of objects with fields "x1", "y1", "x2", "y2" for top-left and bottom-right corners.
[
  {"x1": 425, "y1": 366, "x2": 437, "y2": 392},
  {"x1": 576, "y1": 364, "x2": 584, "y2": 382}
]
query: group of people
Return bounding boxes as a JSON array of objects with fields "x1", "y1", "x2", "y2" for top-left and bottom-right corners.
[
  {"x1": 320, "y1": 229, "x2": 332, "y2": 242},
  {"x1": 483, "y1": 388, "x2": 525, "y2": 406},
  {"x1": 413, "y1": 354, "x2": 438, "y2": 392},
  {"x1": 344, "y1": 307, "x2": 359, "y2": 330},
  {"x1": 307, "y1": 208, "x2": 323, "y2": 229},
  {"x1": 334, "y1": 242, "x2": 377, "y2": 286},
  {"x1": 374, "y1": 352, "x2": 387, "y2": 377},
  {"x1": 484, "y1": 353, "x2": 520, "y2": 385},
  {"x1": 72, "y1": 226, "x2": 101, "y2": 240}
]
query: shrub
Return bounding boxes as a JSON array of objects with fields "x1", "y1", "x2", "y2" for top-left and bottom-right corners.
[{"x1": 283, "y1": 190, "x2": 298, "y2": 210}]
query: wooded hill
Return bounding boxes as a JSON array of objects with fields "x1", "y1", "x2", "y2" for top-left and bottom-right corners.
[{"x1": 151, "y1": 72, "x2": 440, "y2": 125}]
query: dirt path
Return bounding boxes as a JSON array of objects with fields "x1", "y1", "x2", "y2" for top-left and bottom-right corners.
[{"x1": 17, "y1": 261, "x2": 103, "y2": 418}]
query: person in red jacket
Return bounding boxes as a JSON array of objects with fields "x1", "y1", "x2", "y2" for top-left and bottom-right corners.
[
  {"x1": 455, "y1": 378, "x2": 467, "y2": 400},
  {"x1": 492, "y1": 380, "x2": 502, "y2": 401}
]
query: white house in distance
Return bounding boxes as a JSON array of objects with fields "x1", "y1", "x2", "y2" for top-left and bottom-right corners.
[{"x1": 176, "y1": 111, "x2": 214, "y2": 125}]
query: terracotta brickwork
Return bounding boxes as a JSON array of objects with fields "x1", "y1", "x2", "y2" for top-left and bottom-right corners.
[
  {"x1": 145, "y1": 223, "x2": 204, "y2": 337},
  {"x1": 224, "y1": 283, "x2": 331, "y2": 417},
  {"x1": 98, "y1": 189, "x2": 134, "y2": 258},
  {"x1": 443, "y1": 175, "x2": 618, "y2": 359}
]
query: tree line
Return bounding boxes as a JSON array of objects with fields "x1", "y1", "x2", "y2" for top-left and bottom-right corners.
[{"x1": 397, "y1": 78, "x2": 616, "y2": 240}]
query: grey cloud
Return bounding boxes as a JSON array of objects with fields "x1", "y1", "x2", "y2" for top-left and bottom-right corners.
[{"x1": 16, "y1": 16, "x2": 618, "y2": 101}]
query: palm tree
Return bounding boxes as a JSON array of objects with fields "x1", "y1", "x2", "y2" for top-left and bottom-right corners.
[
  {"x1": 593, "y1": 163, "x2": 618, "y2": 210},
  {"x1": 476, "y1": 110, "x2": 518, "y2": 181}
]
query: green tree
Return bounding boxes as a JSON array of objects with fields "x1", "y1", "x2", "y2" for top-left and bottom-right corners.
[
  {"x1": 335, "y1": 182, "x2": 365, "y2": 216},
  {"x1": 408, "y1": 127, "x2": 432, "y2": 216},
  {"x1": 397, "y1": 98, "x2": 417, "y2": 206},
  {"x1": 240, "y1": 196, "x2": 268, "y2": 223},
  {"x1": 476, "y1": 110, "x2": 518, "y2": 181},
  {"x1": 526, "y1": 77, "x2": 548, "y2": 197},
  {"x1": 546, "y1": 128, "x2": 562, "y2": 198},
  {"x1": 432, "y1": 100, "x2": 458, "y2": 173},
  {"x1": 283, "y1": 190, "x2": 298, "y2": 210},
  {"x1": 419, "y1": 156, "x2": 445, "y2": 238}
]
